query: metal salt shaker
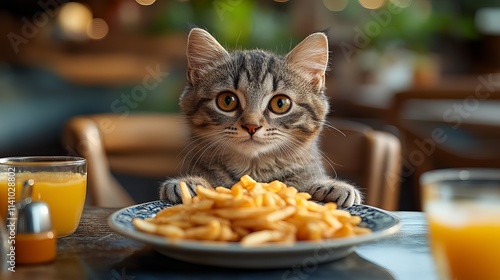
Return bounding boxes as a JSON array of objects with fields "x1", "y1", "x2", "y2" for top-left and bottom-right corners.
[{"x1": 15, "y1": 179, "x2": 56, "y2": 264}]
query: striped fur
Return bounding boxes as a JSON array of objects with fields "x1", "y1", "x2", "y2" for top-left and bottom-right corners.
[{"x1": 160, "y1": 28, "x2": 361, "y2": 207}]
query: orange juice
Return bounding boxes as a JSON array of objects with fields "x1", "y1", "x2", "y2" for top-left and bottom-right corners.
[
  {"x1": 0, "y1": 172, "x2": 86, "y2": 237},
  {"x1": 427, "y1": 203, "x2": 500, "y2": 280}
]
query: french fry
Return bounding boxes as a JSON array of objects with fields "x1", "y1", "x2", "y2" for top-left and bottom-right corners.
[
  {"x1": 185, "y1": 220, "x2": 221, "y2": 240},
  {"x1": 154, "y1": 204, "x2": 185, "y2": 218},
  {"x1": 297, "y1": 192, "x2": 312, "y2": 200},
  {"x1": 189, "y1": 214, "x2": 229, "y2": 226},
  {"x1": 190, "y1": 199, "x2": 214, "y2": 210},
  {"x1": 218, "y1": 224, "x2": 237, "y2": 241},
  {"x1": 232, "y1": 218, "x2": 272, "y2": 230},
  {"x1": 264, "y1": 206, "x2": 296, "y2": 222},
  {"x1": 231, "y1": 183, "x2": 244, "y2": 200},
  {"x1": 165, "y1": 220, "x2": 194, "y2": 229},
  {"x1": 267, "y1": 180, "x2": 286, "y2": 192},
  {"x1": 232, "y1": 226, "x2": 251, "y2": 238},
  {"x1": 156, "y1": 224, "x2": 184, "y2": 238},
  {"x1": 262, "y1": 192, "x2": 276, "y2": 207},
  {"x1": 213, "y1": 207, "x2": 276, "y2": 220},
  {"x1": 215, "y1": 186, "x2": 232, "y2": 194},
  {"x1": 133, "y1": 218, "x2": 157, "y2": 233},
  {"x1": 240, "y1": 230, "x2": 284, "y2": 247},
  {"x1": 239, "y1": 175, "x2": 257, "y2": 187},
  {"x1": 132, "y1": 175, "x2": 371, "y2": 246},
  {"x1": 333, "y1": 223, "x2": 354, "y2": 238},
  {"x1": 196, "y1": 186, "x2": 233, "y2": 201},
  {"x1": 179, "y1": 181, "x2": 192, "y2": 205}
]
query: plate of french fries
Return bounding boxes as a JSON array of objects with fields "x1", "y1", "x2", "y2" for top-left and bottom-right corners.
[{"x1": 108, "y1": 175, "x2": 400, "y2": 269}]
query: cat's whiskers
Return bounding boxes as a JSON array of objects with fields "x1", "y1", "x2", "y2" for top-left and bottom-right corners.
[
  {"x1": 274, "y1": 142, "x2": 303, "y2": 172},
  {"x1": 188, "y1": 139, "x2": 219, "y2": 174},
  {"x1": 280, "y1": 134, "x2": 324, "y2": 175},
  {"x1": 207, "y1": 137, "x2": 233, "y2": 170},
  {"x1": 176, "y1": 129, "x2": 221, "y2": 158},
  {"x1": 187, "y1": 127, "x2": 241, "y2": 173},
  {"x1": 302, "y1": 119, "x2": 347, "y2": 178},
  {"x1": 321, "y1": 120, "x2": 346, "y2": 137},
  {"x1": 258, "y1": 128, "x2": 314, "y2": 176},
  {"x1": 317, "y1": 148, "x2": 340, "y2": 179},
  {"x1": 178, "y1": 130, "x2": 228, "y2": 172},
  {"x1": 316, "y1": 119, "x2": 347, "y2": 178},
  {"x1": 189, "y1": 134, "x2": 230, "y2": 173}
]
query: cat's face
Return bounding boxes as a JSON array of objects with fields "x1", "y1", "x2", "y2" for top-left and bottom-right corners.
[{"x1": 180, "y1": 28, "x2": 330, "y2": 158}]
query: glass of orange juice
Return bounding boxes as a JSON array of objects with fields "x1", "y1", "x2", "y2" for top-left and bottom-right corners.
[
  {"x1": 0, "y1": 156, "x2": 87, "y2": 238},
  {"x1": 421, "y1": 168, "x2": 500, "y2": 280}
]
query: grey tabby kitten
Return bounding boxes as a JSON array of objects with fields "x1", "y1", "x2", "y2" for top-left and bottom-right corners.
[{"x1": 160, "y1": 28, "x2": 362, "y2": 207}]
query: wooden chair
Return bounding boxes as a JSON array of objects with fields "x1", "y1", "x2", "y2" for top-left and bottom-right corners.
[
  {"x1": 320, "y1": 118, "x2": 401, "y2": 210},
  {"x1": 61, "y1": 114, "x2": 189, "y2": 207},
  {"x1": 62, "y1": 114, "x2": 401, "y2": 210},
  {"x1": 389, "y1": 86, "x2": 500, "y2": 209}
]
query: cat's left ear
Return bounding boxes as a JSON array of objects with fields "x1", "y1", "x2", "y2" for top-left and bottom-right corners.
[
  {"x1": 186, "y1": 28, "x2": 229, "y2": 82},
  {"x1": 286, "y1": 32, "x2": 329, "y2": 90}
]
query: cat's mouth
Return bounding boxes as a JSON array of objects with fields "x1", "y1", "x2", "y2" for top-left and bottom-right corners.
[
  {"x1": 235, "y1": 138, "x2": 269, "y2": 157},
  {"x1": 238, "y1": 135, "x2": 270, "y2": 149},
  {"x1": 242, "y1": 137, "x2": 263, "y2": 144},
  {"x1": 231, "y1": 134, "x2": 272, "y2": 152}
]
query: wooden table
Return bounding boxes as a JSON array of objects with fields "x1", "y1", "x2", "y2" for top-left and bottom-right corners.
[{"x1": 6, "y1": 208, "x2": 437, "y2": 280}]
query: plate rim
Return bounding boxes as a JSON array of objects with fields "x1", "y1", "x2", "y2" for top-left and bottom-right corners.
[{"x1": 108, "y1": 200, "x2": 401, "y2": 253}]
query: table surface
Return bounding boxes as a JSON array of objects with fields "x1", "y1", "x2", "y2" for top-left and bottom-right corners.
[{"x1": 5, "y1": 208, "x2": 437, "y2": 280}]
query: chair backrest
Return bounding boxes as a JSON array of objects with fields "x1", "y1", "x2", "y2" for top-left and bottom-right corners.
[
  {"x1": 62, "y1": 114, "x2": 401, "y2": 210},
  {"x1": 321, "y1": 118, "x2": 401, "y2": 210},
  {"x1": 62, "y1": 114, "x2": 189, "y2": 207}
]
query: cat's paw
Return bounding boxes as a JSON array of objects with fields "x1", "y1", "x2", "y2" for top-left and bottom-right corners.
[
  {"x1": 309, "y1": 179, "x2": 362, "y2": 208},
  {"x1": 159, "y1": 176, "x2": 212, "y2": 204}
]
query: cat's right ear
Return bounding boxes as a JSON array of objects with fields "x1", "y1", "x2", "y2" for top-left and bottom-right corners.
[
  {"x1": 186, "y1": 28, "x2": 229, "y2": 82},
  {"x1": 286, "y1": 32, "x2": 329, "y2": 91}
]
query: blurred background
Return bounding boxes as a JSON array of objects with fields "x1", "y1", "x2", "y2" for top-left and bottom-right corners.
[{"x1": 1, "y1": 0, "x2": 500, "y2": 210}]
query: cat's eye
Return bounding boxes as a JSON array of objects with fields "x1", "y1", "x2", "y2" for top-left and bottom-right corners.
[
  {"x1": 268, "y1": 95, "x2": 292, "y2": 114},
  {"x1": 216, "y1": 92, "x2": 239, "y2": 112}
]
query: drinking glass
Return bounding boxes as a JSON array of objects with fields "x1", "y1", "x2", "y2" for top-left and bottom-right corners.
[
  {"x1": 421, "y1": 168, "x2": 500, "y2": 280},
  {"x1": 0, "y1": 156, "x2": 87, "y2": 237}
]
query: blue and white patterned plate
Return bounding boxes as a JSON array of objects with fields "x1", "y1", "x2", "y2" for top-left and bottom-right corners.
[{"x1": 108, "y1": 200, "x2": 400, "y2": 269}]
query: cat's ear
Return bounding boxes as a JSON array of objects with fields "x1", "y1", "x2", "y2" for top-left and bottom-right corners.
[
  {"x1": 286, "y1": 32, "x2": 329, "y2": 89},
  {"x1": 186, "y1": 28, "x2": 229, "y2": 81}
]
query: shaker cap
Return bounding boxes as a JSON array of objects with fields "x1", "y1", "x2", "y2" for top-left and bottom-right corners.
[{"x1": 15, "y1": 180, "x2": 53, "y2": 234}]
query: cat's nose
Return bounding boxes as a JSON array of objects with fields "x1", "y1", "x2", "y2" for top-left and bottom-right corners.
[{"x1": 242, "y1": 124, "x2": 262, "y2": 135}]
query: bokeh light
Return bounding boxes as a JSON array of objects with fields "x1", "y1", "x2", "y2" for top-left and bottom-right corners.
[
  {"x1": 390, "y1": 0, "x2": 413, "y2": 8},
  {"x1": 323, "y1": 0, "x2": 348, "y2": 12},
  {"x1": 358, "y1": 0, "x2": 386, "y2": 9},
  {"x1": 119, "y1": 1, "x2": 141, "y2": 26},
  {"x1": 475, "y1": 8, "x2": 500, "y2": 35},
  {"x1": 87, "y1": 18, "x2": 109, "y2": 40},
  {"x1": 135, "y1": 0, "x2": 156, "y2": 6},
  {"x1": 58, "y1": 2, "x2": 93, "y2": 40}
]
